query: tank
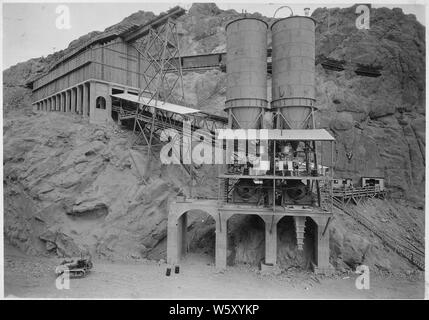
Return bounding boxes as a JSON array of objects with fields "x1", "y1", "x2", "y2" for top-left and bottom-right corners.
[
  {"x1": 271, "y1": 16, "x2": 316, "y2": 129},
  {"x1": 225, "y1": 18, "x2": 268, "y2": 129}
]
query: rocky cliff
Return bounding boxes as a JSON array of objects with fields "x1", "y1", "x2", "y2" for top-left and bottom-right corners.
[
  {"x1": 313, "y1": 6, "x2": 425, "y2": 203},
  {"x1": 3, "y1": 3, "x2": 425, "y2": 273}
]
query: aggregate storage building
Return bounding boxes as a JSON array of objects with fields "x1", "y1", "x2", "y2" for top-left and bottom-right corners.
[{"x1": 28, "y1": 7, "x2": 185, "y2": 124}]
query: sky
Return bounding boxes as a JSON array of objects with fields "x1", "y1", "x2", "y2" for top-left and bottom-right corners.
[{"x1": 1, "y1": 0, "x2": 427, "y2": 70}]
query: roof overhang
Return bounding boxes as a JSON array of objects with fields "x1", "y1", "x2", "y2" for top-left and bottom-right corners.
[
  {"x1": 216, "y1": 129, "x2": 335, "y2": 141},
  {"x1": 111, "y1": 93, "x2": 200, "y2": 115}
]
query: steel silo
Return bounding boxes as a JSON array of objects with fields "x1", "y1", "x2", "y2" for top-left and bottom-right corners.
[
  {"x1": 225, "y1": 18, "x2": 268, "y2": 129},
  {"x1": 271, "y1": 16, "x2": 316, "y2": 129}
]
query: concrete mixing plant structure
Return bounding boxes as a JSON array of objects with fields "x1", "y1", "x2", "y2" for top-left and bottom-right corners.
[
  {"x1": 28, "y1": 7, "x2": 187, "y2": 125},
  {"x1": 167, "y1": 16, "x2": 336, "y2": 274},
  {"x1": 28, "y1": 6, "x2": 335, "y2": 273}
]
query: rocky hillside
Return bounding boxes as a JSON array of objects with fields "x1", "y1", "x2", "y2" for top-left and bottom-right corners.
[
  {"x1": 313, "y1": 6, "x2": 425, "y2": 203},
  {"x1": 4, "y1": 112, "x2": 422, "y2": 274},
  {"x1": 3, "y1": 4, "x2": 425, "y2": 273}
]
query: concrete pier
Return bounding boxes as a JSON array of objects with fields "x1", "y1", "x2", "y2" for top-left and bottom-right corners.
[{"x1": 166, "y1": 199, "x2": 333, "y2": 273}]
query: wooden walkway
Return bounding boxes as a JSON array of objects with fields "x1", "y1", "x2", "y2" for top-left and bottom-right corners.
[{"x1": 332, "y1": 186, "x2": 386, "y2": 206}]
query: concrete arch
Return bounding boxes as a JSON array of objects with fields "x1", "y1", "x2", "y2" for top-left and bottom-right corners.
[
  {"x1": 167, "y1": 200, "x2": 219, "y2": 266},
  {"x1": 168, "y1": 199, "x2": 219, "y2": 223},
  {"x1": 276, "y1": 215, "x2": 315, "y2": 268},
  {"x1": 226, "y1": 213, "x2": 266, "y2": 266}
]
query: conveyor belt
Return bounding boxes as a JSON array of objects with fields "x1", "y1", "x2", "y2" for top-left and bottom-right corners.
[{"x1": 167, "y1": 52, "x2": 382, "y2": 77}]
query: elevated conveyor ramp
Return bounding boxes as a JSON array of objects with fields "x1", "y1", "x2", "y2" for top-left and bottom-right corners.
[{"x1": 111, "y1": 93, "x2": 200, "y2": 114}]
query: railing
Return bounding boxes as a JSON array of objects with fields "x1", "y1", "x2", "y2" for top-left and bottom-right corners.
[{"x1": 332, "y1": 185, "x2": 386, "y2": 198}]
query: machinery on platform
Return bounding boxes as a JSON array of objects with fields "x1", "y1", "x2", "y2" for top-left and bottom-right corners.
[
  {"x1": 220, "y1": 15, "x2": 335, "y2": 214},
  {"x1": 166, "y1": 10, "x2": 337, "y2": 273},
  {"x1": 333, "y1": 177, "x2": 385, "y2": 192}
]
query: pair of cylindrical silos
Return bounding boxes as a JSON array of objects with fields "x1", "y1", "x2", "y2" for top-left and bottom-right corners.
[{"x1": 225, "y1": 16, "x2": 316, "y2": 130}]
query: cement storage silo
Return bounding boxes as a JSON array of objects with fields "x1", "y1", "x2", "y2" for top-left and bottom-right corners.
[
  {"x1": 225, "y1": 18, "x2": 268, "y2": 129},
  {"x1": 271, "y1": 16, "x2": 316, "y2": 129}
]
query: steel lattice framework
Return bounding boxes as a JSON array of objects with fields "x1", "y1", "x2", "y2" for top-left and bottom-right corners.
[{"x1": 130, "y1": 18, "x2": 185, "y2": 148}]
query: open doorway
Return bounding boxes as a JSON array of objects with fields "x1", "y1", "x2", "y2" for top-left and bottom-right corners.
[
  {"x1": 277, "y1": 216, "x2": 315, "y2": 270},
  {"x1": 180, "y1": 209, "x2": 216, "y2": 266},
  {"x1": 227, "y1": 214, "x2": 265, "y2": 267}
]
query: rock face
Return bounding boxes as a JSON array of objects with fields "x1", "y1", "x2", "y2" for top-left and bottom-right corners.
[
  {"x1": 312, "y1": 5, "x2": 425, "y2": 201},
  {"x1": 4, "y1": 114, "x2": 168, "y2": 259},
  {"x1": 2, "y1": 4, "x2": 425, "y2": 272}
]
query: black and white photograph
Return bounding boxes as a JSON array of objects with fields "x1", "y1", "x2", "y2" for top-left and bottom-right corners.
[{"x1": 0, "y1": 0, "x2": 427, "y2": 303}]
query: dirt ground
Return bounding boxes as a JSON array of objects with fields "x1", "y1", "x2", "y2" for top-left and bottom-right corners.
[{"x1": 3, "y1": 245, "x2": 425, "y2": 299}]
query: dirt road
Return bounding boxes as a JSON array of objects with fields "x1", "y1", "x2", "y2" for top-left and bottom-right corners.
[{"x1": 4, "y1": 246, "x2": 424, "y2": 299}]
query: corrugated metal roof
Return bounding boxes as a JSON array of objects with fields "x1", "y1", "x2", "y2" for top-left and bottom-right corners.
[
  {"x1": 268, "y1": 129, "x2": 335, "y2": 141},
  {"x1": 111, "y1": 93, "x2": 200, "y2": 115},
  {"x1": 30, "y1": 7, "x2": 185, "y2": 85},
  {"x1": 49, "y1": 24, "x2": 138, "y2": 71},
  {"x1": 217, "y1": 129, "x2": 335, "y2": 141}
]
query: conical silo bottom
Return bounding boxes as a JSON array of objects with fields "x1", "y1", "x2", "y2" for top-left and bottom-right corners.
[
  {"x1": 231, "y1": 107, "x2": 263, "y2": 129},
  {"x1": 280, "y1": 106, "x2": 313, "y2": 129}
]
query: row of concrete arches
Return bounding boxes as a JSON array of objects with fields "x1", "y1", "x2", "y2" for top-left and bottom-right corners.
[{"x1": 166, "y1": 200, "x2": 331, "y2": 272}]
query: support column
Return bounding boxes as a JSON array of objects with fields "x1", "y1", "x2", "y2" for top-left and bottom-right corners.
[
  {"x1": 59, "y1": 93, "x2": 63, "y2": 112},
  {"x1": 63, "y1": 92, "x2": 67, "y2": 112},
  {"x1": 167, "y1": 214, "x2": 180, "y2": 265},
  {"x1": 76, "y1": 85, "x2": 82, "y2": 115},
  {"x1": 294, "y1": 216, "x2": 306, "y2": 250},
  {"x1": 66, "y1": 90, "x2": 70, "y2": 112},
  {"x1": 89, "y1": 82, "x2": 96, "y2": 122},
  {"x1": 215, "y1": 213, "x2": 228, "y2": 270},
  {"x1": 71, "y1": 88, "x2": 76, "y2": 113},
  {"x1": 106, "y1": 85, "x2": 112, "y2": 118},
  {"x1": 311, "y1": 216, "x2": 333, "y2": 274},
  {"x1": 56, "y1": 95, "x2": 60, "y2": 111},
  {"x1": 65, "y1": 92, "x2": 68, "y2": 112},
  {"x1": 82, "y1": 83, "x2": 89, "y2": 118},
  {"x1": 50, "y1": 97, "x2": 54, "y2": 112},
  {"x1": 60, "y1": 92, "x2": 64, "y2": 112},
  {"x1": 177, "y1": 213, "x2": 187, "y2": 258},
  {"x1": 261, "y1": 215, "x2": 282, "y2": 266}
]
